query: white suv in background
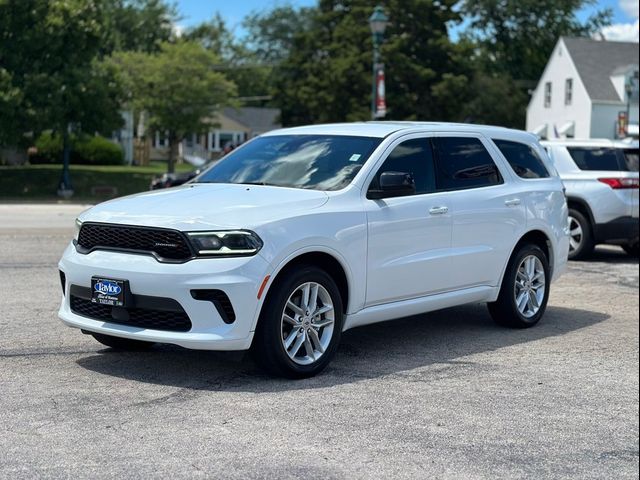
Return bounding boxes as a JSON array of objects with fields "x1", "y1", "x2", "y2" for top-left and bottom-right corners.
[
  {"x1": 59, "y1": 122, "x2": 568, "y2": 378},
  {"x1": 542, "y1": 140, "x2": 639, "y2": 259}
]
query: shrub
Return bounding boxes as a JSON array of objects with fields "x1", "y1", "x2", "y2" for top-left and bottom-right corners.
[
  {"x1": 74, "y1": 135, "x2": 123, "y2": 165},
  {"x1": 30, "y1": 132, "x2": 62, "y2": 164},
  {"x1": 29, "y1": 133, "x2": 123, "y2": 165}
]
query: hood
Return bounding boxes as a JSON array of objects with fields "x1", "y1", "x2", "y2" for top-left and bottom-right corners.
[{"x1": 81, "y1": 183, "x2": 329, "y2": 231}]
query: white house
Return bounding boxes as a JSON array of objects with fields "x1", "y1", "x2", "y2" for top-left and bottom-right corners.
[{"x1": 527, "y1": 37, "x2": 639, "y2": 140}]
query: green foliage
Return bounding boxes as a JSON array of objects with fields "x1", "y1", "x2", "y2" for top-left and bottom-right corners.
[
  {"x1": 112, "y1": 41, "x2": 237, "y2": 172},
  {"x1": 249, "y1": 0, "x2": 470, "y2": 126},
  {"x1": 463, "y1": 0, "x2": 612, "y2": 83},
  {"x1": 31, "y1": 132, "x2": 123, "y2": 165},
  {"x1": 184, "y1": 14, "x2": 272, "y2": 103},
  {"x1": 0, "y1": 0, "x2": 125, "y2": 146},
  {"x1": 75, "y1": 135, "x2": 124, "y2": 165},
  {"x1": 103, "y1": 0, "x2": 176, "y2": 54}
]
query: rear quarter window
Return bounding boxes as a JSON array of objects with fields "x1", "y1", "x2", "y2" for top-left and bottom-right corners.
[
  {"x1": 493, "y1": 139, "x2": 550, "y2": 179},
  {"x1": 622, "y1": 149, "x2": 639, "y2": 172},
  {"x1": 567, "y1": 147, "x2": 629, "y2": 172}
]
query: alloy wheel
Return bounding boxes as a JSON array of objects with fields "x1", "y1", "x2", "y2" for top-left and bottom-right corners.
[
  {"x1": 513, "y1": 255, "x2": 546, "y2": 318},
  {"x1": 568, "y1": 215, "x2": 583, "y2": 253},
  {"x1": 280, "y1": 282, "x2": 335, "y2": 365}
]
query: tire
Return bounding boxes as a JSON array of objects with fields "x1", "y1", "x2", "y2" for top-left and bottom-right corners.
[
  {"x1": 89, "y1": 332, "x2": 155, "y2": 351},
  {"x1": 488, "y1": 244, "x2": 550, "y2": 328},
  {"x1": 567, "y1": 209, "x2": 594, "y2": 260},
  {"x1": 622, "y1": 242, "x2": 639, "y2": 257},
  {"x1": 252, "y1": 265, "x2": 344, "y2": 379}
]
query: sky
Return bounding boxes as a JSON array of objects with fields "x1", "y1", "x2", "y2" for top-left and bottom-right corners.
[{"x1": 173, "y1": 0, "x2": 639, "y2": 42}]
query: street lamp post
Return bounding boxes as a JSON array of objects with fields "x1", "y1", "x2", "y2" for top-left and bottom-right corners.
[
  {"x1": 57, "y1": 124, "x2": 74, "y2": 199},
  {"x1": 369, "y1": 5, "x2": 389, "y2": 120}
]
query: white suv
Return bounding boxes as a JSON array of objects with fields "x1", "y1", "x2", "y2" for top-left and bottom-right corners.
[
  {"x1": 59, "y1": 122, "x2": 569, "y2": 378},
  {"x1": 542, "y1": 140, "x2": 639, "y2": 259}
]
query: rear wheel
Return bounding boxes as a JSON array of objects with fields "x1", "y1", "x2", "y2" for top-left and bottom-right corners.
[
  {"x1": 622, "y1": 242, "x2": 639, "y2": 257},
  {"x1": 89, "y1": 332, "x2": 155, "y2": 350},
  {"x1": 567, "y1": 209, "x2": 594, "y2": 260},
  {"x1": 253, "y1": 265, "x2": 343, "y2": 378},
  {"x1": 488, "y1": 244, "x2": 550, "y2": 328}
]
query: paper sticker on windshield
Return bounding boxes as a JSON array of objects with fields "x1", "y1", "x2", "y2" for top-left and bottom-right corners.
[{"x1": 349, "y1": 154, "x2": 361, "y2": 162}]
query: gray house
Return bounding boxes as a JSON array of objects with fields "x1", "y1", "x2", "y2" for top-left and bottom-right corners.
[{"x1": 527, "y1": 37, "x2": 639, "y2": 140}]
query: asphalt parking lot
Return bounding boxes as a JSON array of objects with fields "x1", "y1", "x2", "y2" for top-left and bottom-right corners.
[{"x1": 0, "y1": 204, "x2": 638, "y2": 479}]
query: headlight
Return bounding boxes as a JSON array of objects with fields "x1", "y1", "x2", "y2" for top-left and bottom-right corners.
[
  {"x1": 187, "y1": 230, "x2": 263, "y2": 256},
  {"x1": 73, "y1": 218, "x2": 82, "y2": 241}
]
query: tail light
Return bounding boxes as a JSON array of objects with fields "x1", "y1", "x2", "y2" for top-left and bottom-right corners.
[{"x1": 598, "y1": 177, "x2": 639, "y2": 189}]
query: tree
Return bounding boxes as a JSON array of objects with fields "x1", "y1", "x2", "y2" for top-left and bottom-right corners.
[
  {"x1": 464, "y1": 0, "x2": 611, "y2": 83},
  {"x1": 460, "y1": 0, "x2": 611, "y2": 127},
  {"x1": 251, "y1": 0, "x2": 470, "y2": 126},
  {"x1": 0, "y1": 0, "x2": 126, "y2": 192},
  {"x1": 103, "y1": 0, "x2": 176, "y2": 54},
  {"x1": 185, "y1": 14, "x2": 272, "y2": 104},
  {"x1": 113, "y1": 41, "x2": 236, "y2": 173}
]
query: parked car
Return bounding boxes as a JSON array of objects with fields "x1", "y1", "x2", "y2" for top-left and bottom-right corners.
[
  {"x1": 59, "y1": 122, "x2": 569, "y2": 378},
  {"x1": 542, "y1": 139, "x2": 639, "y2": 259},
  {"x1": 149, "y1": 161, "x2": 216, "y2": 190},
  {"x1": 149, "y1": 171, "x2": 198, "y2": 190}
]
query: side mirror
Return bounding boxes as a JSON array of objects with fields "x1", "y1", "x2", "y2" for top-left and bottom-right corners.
[{"x1": 368, "y1": 171, "x2": 416, "y2": 199}]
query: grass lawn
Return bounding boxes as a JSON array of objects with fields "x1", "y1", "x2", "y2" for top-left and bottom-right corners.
[{"x1": 0, "y1": 162, "x2": 194, "y2": 202}]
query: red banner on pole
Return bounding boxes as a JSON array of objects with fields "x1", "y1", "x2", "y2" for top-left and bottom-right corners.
[
  {"x1": 375, "y1": 65, "x2": 386, "y2": 118},
  {"x1": 618, "y1": 111, "x2": 628, "y2": 138}
]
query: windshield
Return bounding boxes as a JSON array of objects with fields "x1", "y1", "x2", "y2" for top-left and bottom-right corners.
[
  {"x1": 195, "y1": 135, "x2": 382, "y2": 191},
  {"x1": 567, "y1": 147, "x2": 637, "y2": 172}
]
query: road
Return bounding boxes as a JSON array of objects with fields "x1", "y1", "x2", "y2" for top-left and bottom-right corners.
[{"x1": 0, "y1": 204, "x2": 638, "y2": 479}]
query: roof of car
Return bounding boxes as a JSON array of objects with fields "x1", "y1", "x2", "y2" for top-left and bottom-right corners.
[
  {"x1": 542, "y1": 139, "x2": 639, "y2": 148},
  {"x1": 262, "y1": 121, "x2": 536, "y2": 140}
]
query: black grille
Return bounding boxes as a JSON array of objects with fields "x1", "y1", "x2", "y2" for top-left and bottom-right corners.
[
  {"x1": 70, "y1": 296, "x2": 192, "y2": 332},
  {"x1": 191, "y1": 289, "x2": 236, "y2": 324},
  {"x1": 77, "y1": 223, "x2": 192, "y2": 261}
]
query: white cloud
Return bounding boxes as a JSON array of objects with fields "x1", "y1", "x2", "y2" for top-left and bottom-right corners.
[
  {"x1": 619, "y1": 0, "x2": 639, "y2": 20},
  {"x1": 601, "y1": 19, "x2": 639, "y2": 42}
]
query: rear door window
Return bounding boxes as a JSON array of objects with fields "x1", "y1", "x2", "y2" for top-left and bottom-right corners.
[
  {"x1": 493, "y1": 139, "x2": 550, "y2": 179},
  {"x1": 433, "y1": 137, "x2": 503, "y2": 191},
  {"x1": 566, "y1": 147, "x2": 630, "y2": 172}
]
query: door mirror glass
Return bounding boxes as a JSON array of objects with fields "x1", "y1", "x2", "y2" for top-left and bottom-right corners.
[{"x1": 368, "y1": 171, "x2": 416, "y2": 199}]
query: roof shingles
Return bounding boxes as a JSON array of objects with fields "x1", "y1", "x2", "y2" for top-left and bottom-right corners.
[{"x1": 562, "y1": 36, "x2": 639, "y2": 102}]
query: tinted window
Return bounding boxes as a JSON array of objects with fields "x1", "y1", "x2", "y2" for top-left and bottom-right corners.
[
  {"x1": 434, "y1": 137, "x2": 502, "y2": 190},
  {"x1": 622, "y1": 149, "x2": 639, "y2": 172},
  {"x1": 493, "y1": 139, "x2": 550, "y2": 179},
  {"x1": 370, "y1": 138, "x2": 435, "y2": 195},
  {"x1": 196, "y1": 135, "x2": 382, "y2": 191},
  {"x1": 567, "y1": 147, "x2": 630, "y2": 172}
]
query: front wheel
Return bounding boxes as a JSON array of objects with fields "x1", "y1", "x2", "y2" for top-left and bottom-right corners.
[
  {"x1": 488, "y1": 244, "x2": 550, "y2": 328},
  {"x1": 252, "y1": 265, "x2": 344, "y2": 378}
]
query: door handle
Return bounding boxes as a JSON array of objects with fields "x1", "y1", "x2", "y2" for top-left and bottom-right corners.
[
  {"x1": 429, "y1": 206, "x2": 449, "y2": 215},
  {"x1": 504, "y1": 198, "x2": 521, "y2": 207}
]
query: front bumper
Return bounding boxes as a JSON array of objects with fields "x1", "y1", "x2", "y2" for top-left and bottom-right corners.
[
  {"x1": 593, "y1": 216, "x2": 639, "y2": 245},
  {"x1": 58, "y1": 243, "x2": 271, "y2": 350}
]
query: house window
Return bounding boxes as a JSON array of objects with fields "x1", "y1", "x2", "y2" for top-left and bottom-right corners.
[
  {"x1": 208, "y1": 130, "x2": 247, "y2": 152},
  {"x1": 154, "y1": 131, "x2": 169, "y2": 148},
  {"x1": 565, "y1": 78, "x2": 573, "y2": 105},
  {"x1": 544, "y1": 82, "x2": 552, "y2": 108}
]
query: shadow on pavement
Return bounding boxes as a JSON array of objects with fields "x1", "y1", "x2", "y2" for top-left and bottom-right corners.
[
  {"x1": 574, "y1": 246, "x2": 639, "y2": 264},
  {"x1": 76, "y1": 303, "x2": 609, "y2": 392}
]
